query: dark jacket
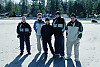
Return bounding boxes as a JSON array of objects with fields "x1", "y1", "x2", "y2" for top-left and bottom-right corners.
[
  {"x1": 17, "y1": 22, "x2": 32, "y2": 38},
  {"x1": 52, "y1": 17, "x2": 66, "y2": 36},
  {"x1": 41, "y1": 24, "x2": 54, "y2": 40},
  {"x1": 66, "y1": 20, "x2": 83, "y2": 40}
]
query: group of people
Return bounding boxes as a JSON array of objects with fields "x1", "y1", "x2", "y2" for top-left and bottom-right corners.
[{"x1": 17, "y1": 11, "x2": 83, "y2": 62}]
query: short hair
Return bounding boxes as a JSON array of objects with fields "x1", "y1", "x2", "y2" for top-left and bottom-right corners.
[
  {"x1": 45, "y1": 17, "x2": 50, "y2": 21},
  {"x1": 22, "y1": 16, "x2": 26, "y2": 20},
  {"x1": 70, "y1": 13, "x2": 76, "y2": 18},
  {"x1": 37, "y1": 13, "x2": 42, "y2": 16},
  {"x1": 56, "y1": 11, "x2": 60, "y2": 15}
]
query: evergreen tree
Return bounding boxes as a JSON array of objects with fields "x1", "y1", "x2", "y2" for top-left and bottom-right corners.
[
  {"x1": 5, "y1": 0, "x2": 15, "y2": 16},
  {"x1": 20, "y1": 0, "x2": 29, "y2": 16}
]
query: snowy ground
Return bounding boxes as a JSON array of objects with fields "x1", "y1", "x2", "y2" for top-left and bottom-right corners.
[{"x1": 0, "y1": 20, "x2": 100, "y2": 67}]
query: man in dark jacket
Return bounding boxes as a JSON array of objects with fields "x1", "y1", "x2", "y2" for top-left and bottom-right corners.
[
  {"x1": 52, "y1": 11, "x2": 66, "y2": 59},
  {"x1": 41, "y1": 17, "x2": 55, "y2": 58},
  {"x1": 17, "y1": 16, "x2": 32, "y2": 55}
]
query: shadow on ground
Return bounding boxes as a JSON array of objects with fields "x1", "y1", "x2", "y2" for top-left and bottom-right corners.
[
  {"x1": 5, "y1": 54, "x2": 29, "y2": 67},
  {"x1": 67, "y1": 59, "x2": 81, "y2": 67},
  {"x1": 28, "y1": 53, "x2": 65, "y2": 67}
]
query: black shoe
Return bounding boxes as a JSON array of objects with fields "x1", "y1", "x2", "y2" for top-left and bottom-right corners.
[
  {"x1": 20, "y1": 52, "x2": 23, "y2": 55},
  {"x1": 45, "y1": 54, "x2": 47, "y2": 58},
  {"x1": 60, "y1": 56, "x2": 65, "y2": 59},
  {"x1": 28, "y1": 52, "x2": 31, "y2": 55},
  {"x1": 53, "y1": 54, "x2": 56, "y2": 58}
]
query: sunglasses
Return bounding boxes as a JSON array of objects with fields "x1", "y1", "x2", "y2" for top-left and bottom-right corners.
[{"x1": 71, "y1": 18, "x2": 75, "y2": 19}]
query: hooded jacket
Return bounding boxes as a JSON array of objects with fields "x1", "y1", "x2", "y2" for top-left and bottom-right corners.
[{"x1": 33, "y1": 20, "x2": 45, "y2": 35}]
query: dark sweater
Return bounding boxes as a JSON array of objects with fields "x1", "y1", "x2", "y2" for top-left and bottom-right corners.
[{"x1": 41, "y1": 24, "x2": 54, "y2": 40}]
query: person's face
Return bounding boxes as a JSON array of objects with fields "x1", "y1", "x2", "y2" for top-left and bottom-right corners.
[
  {"x1": 46, "y1": 20, "x2": 49, "y2": 24},
  {"x1": 22, "y1": 18, "x2": 26, "y2": 23},
  {"x1": 71, "y1": 17, "x2": 76, "y2": 22},
  {"x1": 38, "y1": 15, "x2": 42, "y2": 20},
  {"x1": 56, "y1": 14, "x2": 60, "y2": 18}
]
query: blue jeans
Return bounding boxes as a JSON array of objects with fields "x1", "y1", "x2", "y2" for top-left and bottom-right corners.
[
  {"x1": 54, "y1": 36, "x2": 64, "y2": 56},
  {"x1": 42, "y1": 40, "x2": 55, "y2": 55},
  {"x1": 20, "y1": 37, "x2": 30, "y2": 53}
]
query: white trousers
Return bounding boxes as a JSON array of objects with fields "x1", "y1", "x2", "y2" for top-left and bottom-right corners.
[
  {"x1": 66, "y1": 39, "x2": 80, "y2": 58},
  {"x1": 36, "y1": 35, "x2": 42, "y2": 52}
]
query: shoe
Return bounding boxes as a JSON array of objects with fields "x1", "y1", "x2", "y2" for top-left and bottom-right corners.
[
  {"x1": 53, "y1": 54, "x2": 56, "y2": 58},
  {"x1": 65, "y1": 57, "x2": 71, "y2": 60},
  {"x1": 20, "y1": 52, "x2": 23, "y2": 55},
  {"x1": 28, "y1": 52, "x2": 31, "y2": 55},
  {"x1": 60, "y1": 56, "x2": 65, "y2": 59},
  {"x1": 75, "y1": 58, "x2": 80, "y2": 62},
  {"x1": 45, "y1": 54, "x2": 47, "y2": 58},
  {"x1": 38, "y1": 51, "x2": 41, "y2": 54}
]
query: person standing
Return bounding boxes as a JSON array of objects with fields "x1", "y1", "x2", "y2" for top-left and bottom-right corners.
[
  {"x1": 52, "y1": 11, "x2": 66, "y2": 59},
  {"x1": 33, "y1": 13, "x2": 45, "y2": 53},
  {"x1": 17, "y1": 16, "x2": 32, "y2": 55},
  {"x1": 41, "y1": 17, "x2": 55, "y2": 58},
  {"x1": 65, "y1": 13, "x2": 83, "y2": 62}
]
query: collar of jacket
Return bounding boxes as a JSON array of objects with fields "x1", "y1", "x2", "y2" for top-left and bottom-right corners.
[
  {"x1": 21, "y1": 22, "x2": 26, "y2": 24},
  {"x1": 46, "y1": 23, "x2": 50, "y2": 25},
  {"x1": 70, "y1": 19, "x2": 78, "y2": 23},
  {"x1": 56, "y1": 16, "x2": 61, "y2": 19},
  {"x1": 38, "y1": 19, "x2": 42, "y2": 23}
]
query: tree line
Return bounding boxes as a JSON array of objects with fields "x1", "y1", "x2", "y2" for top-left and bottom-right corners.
[{"x1": 0, "y1": 0, "x2": 100, "y2": 18}]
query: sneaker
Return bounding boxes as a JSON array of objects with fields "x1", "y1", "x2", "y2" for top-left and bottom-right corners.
[
  {"x1": 20, "y1": 52, "x2": 23, "y2": 55},
  {"x1": 65, "y1": 57, "x2": 71, "y2": 60},
  {"x1": 38, "y1": 51, "x2": 41, "y2": 54},
  {"x1": 53, "y1": 54, "x2": 56, "y2": 58},
  {"x1": 75, "y1": 58, "x2": 80, "y2": 62},
  {"x1": 28, "y1": 52, "x2": 31, "y2": 55},
  {"x1": 60, "y1": 56, "x2": 65, "y2": 59},
  {"x1": 45, "y1": 54, "x2": 47, "y2": 58}
]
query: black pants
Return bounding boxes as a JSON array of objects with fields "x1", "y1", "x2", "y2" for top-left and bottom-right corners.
[
  {"x1": 54, "y1": 36, "x2": 64, "y2": 56},
  {"x1": 20, "y1": 37, "x2": 30, "y2": 53},
  {"x1": 42, "y1": 40, "x2": 55, "y2": 55}
]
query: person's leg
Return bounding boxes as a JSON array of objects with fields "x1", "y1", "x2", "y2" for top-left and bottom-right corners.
[
  {"x1": 47, "y1": 40, "x2": 55, "y2": 55},
  {"x1": 25, "y1": 38, "x2": 31, "y2": 54},
  {"x1": 20, "y1": 37, "x2": 24, "y2": 54},
  {"x1": 42, "y1": 40, "x2": 48, "y2": 55},
  {"x1": 36, "y1": 35, "x2": 41, "y2": 52},
  {"x1": 59, "y1": 36, "x2": 64, "y2": 57},
  {"x1": 74, "y1": 39, "x2": 80, "y2": 60},
  {"x1": 66, "y1": 40, "x2": 73, "y2": 59},
  {"x1": 54, "y1": 36, "x2": 59, "y2": 55}
]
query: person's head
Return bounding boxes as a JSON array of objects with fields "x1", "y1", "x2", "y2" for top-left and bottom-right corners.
[
  {"x1": 56, "y1": 11, "x2": 60, "y2": 18},
  {"x1": 45, "y1": 17, "x2": 50, "y2": 24},
  {"x1": 22, "y1": 16, "x2": 26, "y2": 23},
  {"x1": 70, "y1": 13, "x2": 77, "y2": 22},
  {"x1": 37, "y1": 13, "x2": 42, "y2": 20}
]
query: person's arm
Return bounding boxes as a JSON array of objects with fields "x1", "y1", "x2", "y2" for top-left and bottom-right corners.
[
  {"x1": 33, "y1": 21, "x2": 37, "y2": 33},
  {"x1": 66, "y1": 23, "x2": 68, "y2": 38},
  {"x1": 50, "y1": 26, "x2": 54, "y2": 36},
  {"x1": 62, "y1": 19, "x2": 66, "y2": 32},
  {"x1": 78, "y1": 22, "x2": 83, "y2": 39},
  {"x1": 41, "y1": 26, "x2": 44, "y2": 38},
  {"x1": 17, "y1": 23, "x2": 20, "y2": 38},
  {"x1": 28, "y1": 23, "x2": 32, "y2": 36}
]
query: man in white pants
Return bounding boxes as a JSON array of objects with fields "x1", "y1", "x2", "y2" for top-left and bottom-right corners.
[
  {"x1": 33, "y1": 13, "x2": 45, "y2": 53},
  {"x1": 66, "y1": 13, "x2": 83, "y2": 62}
]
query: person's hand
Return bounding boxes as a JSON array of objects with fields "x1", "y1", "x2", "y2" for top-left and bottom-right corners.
[{"x1": 17, "y1": 35, "x2": 20, "y2": 38}]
